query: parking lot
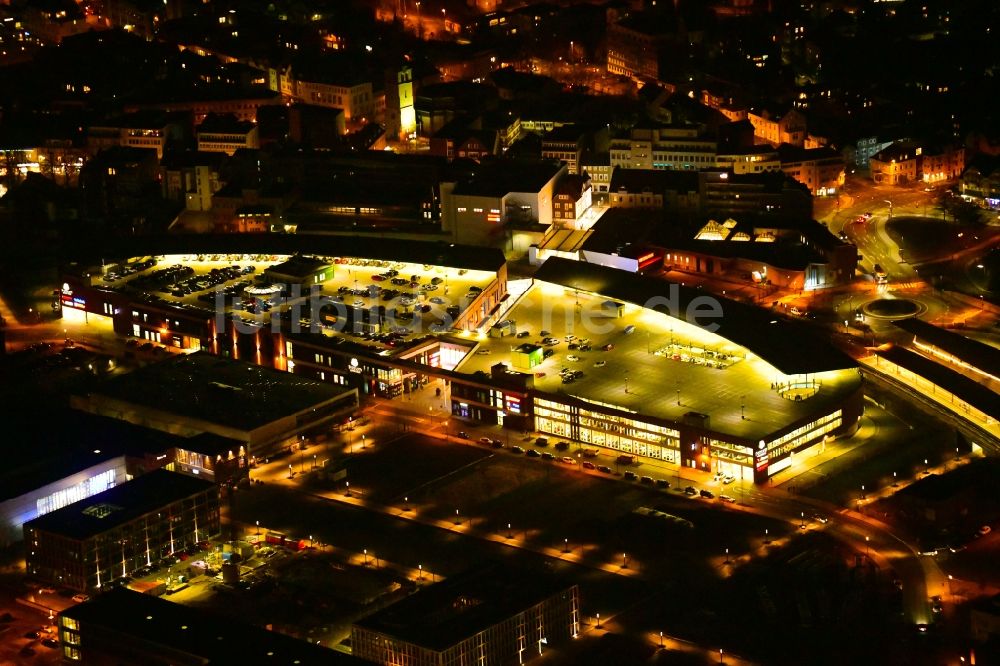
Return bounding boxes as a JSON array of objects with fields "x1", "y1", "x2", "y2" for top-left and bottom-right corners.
[
  {"x1": 456, "y1": 281, "x2": 860, "y2": 442},
  {"x1": 95, "y1": 254, "x2": 499, "y2": 341}
]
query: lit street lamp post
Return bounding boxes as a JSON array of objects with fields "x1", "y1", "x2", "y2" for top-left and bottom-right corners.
[{"x1": 622, "y1": 553, "x2": 628, "y2": 569}]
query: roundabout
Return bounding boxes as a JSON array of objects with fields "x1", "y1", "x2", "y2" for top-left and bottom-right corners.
[{"x1": 862, "y1": 298, "x2": 926, "y2": 320}]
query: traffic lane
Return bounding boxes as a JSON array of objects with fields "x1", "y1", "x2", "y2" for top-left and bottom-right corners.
[{"x1": 335, "y1": 405, "x2": 937, "y2": 622}]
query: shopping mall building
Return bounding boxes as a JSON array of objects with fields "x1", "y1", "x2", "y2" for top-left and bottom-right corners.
[{"x1": 61, "y1": 236, "x2": 862, "y2": 484}]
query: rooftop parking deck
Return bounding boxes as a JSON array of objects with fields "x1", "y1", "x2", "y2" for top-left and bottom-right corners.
[
  {"x1": 456, "y1": 282, "x2": 862, "y2": 442},
  {"x1": 89, "y1": 253, "x2": 500, "y2": 346}
]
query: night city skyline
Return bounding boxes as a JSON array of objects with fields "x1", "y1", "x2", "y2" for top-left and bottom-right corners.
[{"x1": 0, "y1": 1, "x2": 999, "y2": 664}]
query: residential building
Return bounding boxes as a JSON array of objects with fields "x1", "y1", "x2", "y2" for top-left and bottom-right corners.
[
  {"x1": 541, "y1": 125, "x2": 589, "y2": 175},
  {"x1": 854, "y1": 136, "x2": 899, "y2": 168},
  {"x1": 580, "y1": 151, "x2": 612, "y2": 203},
  {"x1": 24, "y1": 470, "x2": 219, "y2": 592},
  {"x1": 960, "y1": 156, "x2": 1000, "y2": 209},
  {"x1": 606, "y1": 14, "x2": 674, "y2": 79},
  {"x1": 551, "y1": 174, "x2": 593, "y2": 227},
  {"x1": 870, "y1": 141, "x2": 965, "y2": 185},
  {"x1": 747, "y1": 108, "x2": 807, "y2": 147},
  {"x1": 353, "y1": 566, "x2": 580, "y2": 666},
  {"x1": 778, "y1": 145, "x2": 845, "y2": 196},
  {"x1": 196, "y1": 113, "x2": 260, "y2": 155},
  {"x1": 160, "y1": 151, "x2": 224, "y2": 212},
  {"x1": 430, "y1": 118, "x2": 500, "y2": 162}
]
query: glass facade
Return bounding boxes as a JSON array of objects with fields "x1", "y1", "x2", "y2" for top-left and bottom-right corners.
[
  {"x1": 767, "y1": 410, "x2": 842, "y2": 459},
  {"x1": 26, "y1": 487, "x2": 220, "y2": 592},
  {"x1": 534, "y1": 398, "x2": 680, "y2": 462}
]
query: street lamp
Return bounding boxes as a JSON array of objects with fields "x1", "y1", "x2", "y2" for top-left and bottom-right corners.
[
  {"x1": 622, "y1": 553, "x2": 628, "y2": 569},
  {"x1": 596, "y1": 613, "x2": 601, "y2": 629},
  {"x1": 404, "y1": 496, "x2": 409, "y2": 511},
  {"x1": 362, "y1": 434, "x2": 366, "y2": 449},
  {"x1": 345, "y1": 481, "x2": 351, "y2": 497},
  {"x1": 563, "y1": 538, "x2": 569, "y2": 553},
  {"x1": 725, "y1": 547, "x2": 730, "y2": 564},
  {"x1": 255, "y1": 520, "x2": 260, "y2": 535},
  {"x1": 800, "y1": 512, "x2": 805, "y2": 529},
  {"x1": 418, "y1": 564, "x2": 423, "y2": 580},
  {"x1": 659, "y1": 631, "x2": 663, "y2": 648},
  {"x1": 363, "y1": 548, "x2": 368, "y2": 565},
  {"x1": 507, "y1": 522, "x2": 512, "y2": 539},
  {"x1": 865, "y1": 536, "x2": 870, "y2": 558},
  {"x1": 454, "y1": 509, "x2": 461, "y2": 525},
  {"x1": 288, "y1": 463, "x2": 293, "y2": 478}
]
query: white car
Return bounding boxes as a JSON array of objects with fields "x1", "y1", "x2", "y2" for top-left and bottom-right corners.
[
  {"x1": 594, "y1": 360, "x2": 606, "y2": 367},
  {"x1": 565, "y1": 334, "x2": 577, "y2": 342},
  {"x1": 722, "y1": 475, "x2": 735, "y2": 484},
  {"x1": 561, "y1": 457, "x2": 576, "y2": 465},
  {"x1": 430, "y1": 297, "x2": 445, "y2": 304},
  {"x1": 566, "y1": 355, "x2": 580, "y2": 362},
  {"x1": 353, "y1": 299, "x2": 365, "y2": 307},
  {"x1": 72, "y1": 594, "x2": 90, "y2": 603}
]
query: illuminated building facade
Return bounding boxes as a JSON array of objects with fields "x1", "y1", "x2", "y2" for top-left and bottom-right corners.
[
  {"x1": 24, "y1": 470, "x2": 219, "y2": 592},
  {"x1": 353, "y1": 567, "x2": 579, "y2": 666}
]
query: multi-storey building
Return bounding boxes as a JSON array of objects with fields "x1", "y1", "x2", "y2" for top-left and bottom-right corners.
[
  {"x1": 580, "y1": 151, "x2": 612, "y2": 203},
  {"x1": 606, "y1": 15, "x2": 673, "y2": 79},
  {"x1": 870, "y1": 141, "x2": 965, "y2": 185},
  {"x1": 86, "y1": 111, "x2": 184, "y2": 159},
  {"x1": 747, "y1": 108, "x2": 807, "y2": 147},
  {"x1": 551, "y1": 174, "x2": 593, "y2": 227},
  {"x1": 273, "y1": 61, "x2": 375, "y2": 124},
  {"x1": 353, "y1": 566, "x2": 580, "y2": 666},
  {"x1": 610, "y1": 124, "x2": 717, "y2": 171},
  {"x1": 196, "y1": 113, "x2": 260, "y2": 155},
  {"x1": 58, "y1": 588, "x2": 359, "y2": 664},
  {"x1": 24, "y1": 470, "x2": 219, "y2": 592},
  {"x1": 778, "y1": 145, "x2": 845, "y2": 196}
]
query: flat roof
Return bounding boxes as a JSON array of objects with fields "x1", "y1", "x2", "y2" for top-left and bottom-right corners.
[
  {"x1": 893, "y1": 318, "x2": 1000, "y2": 378},
  {"x1": 24, "y1": 469, "x2": 215, "y2": 540},
  {"x1": 63, "y1": 588, "x2": 360, "y2": 665},
  {"x1": 0, "y1": 410, "x2": 235, "y2": 503},
  {"x1": 534, "y1": 258, "x2": 855, "y2": 376},
  {"x1": 458, "y1": 281, "x2": 860, "y2": 442},
  {"x1": 66, "y1": 234, "x2": 506, "y2": 274},
  {"x1": 84, "y1": 353, "x2": 346, "y2": 432},
  {"x1": 876, "y1": 346, "x2": 1000, "y2": 420},
  {"x1": 538, "y1": 227, "x2": 593, "y2": 253},
  {"x1": 354, "y1": 565, "x2": 574, "y2": 651}
]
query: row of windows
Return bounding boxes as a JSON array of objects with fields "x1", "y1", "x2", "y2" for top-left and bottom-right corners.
[{"x1": 768, "y1": 410, "x2": 842, "y2": 458}]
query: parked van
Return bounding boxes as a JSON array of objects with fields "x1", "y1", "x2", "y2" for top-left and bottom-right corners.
[{"x1": 624, "y1": 325, "x2": 636, "y2": 334}]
